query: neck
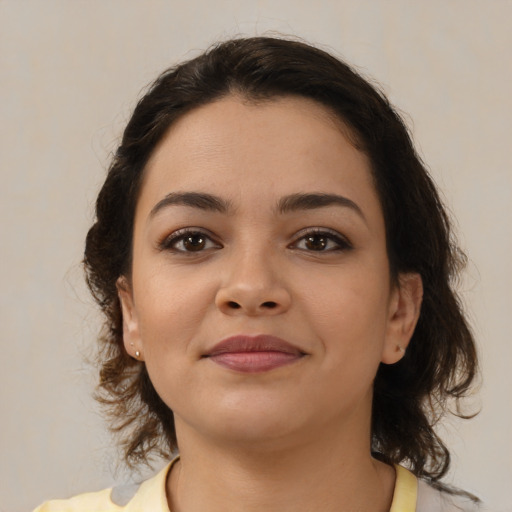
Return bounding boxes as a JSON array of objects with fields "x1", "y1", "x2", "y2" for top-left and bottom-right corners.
[{"x1": 167, "y1": 416, "x2": 395, "y2": 512}]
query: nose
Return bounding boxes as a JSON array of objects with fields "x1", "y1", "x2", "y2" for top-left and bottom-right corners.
[{"x1": 215, "y1": 250, "x2": 292, "y2": 316}]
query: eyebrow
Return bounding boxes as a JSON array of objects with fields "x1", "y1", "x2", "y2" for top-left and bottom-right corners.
[
  {"x1": 149, "y1": 192, "x2": 231, "y2": 217},
  {"x1": 277, "y1": 193, "x2": 366, "y2": 222},
  {"x1": 149, "y1": 191, "x2": 365, "y2": 222}
]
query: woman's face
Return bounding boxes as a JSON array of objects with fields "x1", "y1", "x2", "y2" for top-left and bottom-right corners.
[{"x1": 119, "y1": 95, "x2": 420, "y2": 447}]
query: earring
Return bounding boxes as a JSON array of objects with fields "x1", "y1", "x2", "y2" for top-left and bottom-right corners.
[
  {"x1": 397, "y1": 344, "x2": 405, "y2": 353},
  {"x1": 135, "y1": 350, "x2": 141, "y2": 358}
]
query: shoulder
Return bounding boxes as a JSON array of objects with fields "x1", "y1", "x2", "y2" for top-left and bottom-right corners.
[
  {"x1": 33, "y1": 461, "x2": 174, "y2": 512},
  {"x1": 32, "y1": 487, "x2": 119, "y2": 512},
  {"x1": 417, "y1": 478, "x2": 482, "y2": 512}
]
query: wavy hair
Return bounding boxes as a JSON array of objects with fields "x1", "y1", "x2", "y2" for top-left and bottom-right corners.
[{"x1": 84, "y1": 37, "x2": 478, "y2": 483}]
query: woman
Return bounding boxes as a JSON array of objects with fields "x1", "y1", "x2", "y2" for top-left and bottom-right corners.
[{"x1": 35, "y1": 37, "x2": 479, "y2": 511}]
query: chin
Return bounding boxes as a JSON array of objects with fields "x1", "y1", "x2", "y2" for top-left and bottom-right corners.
[{"x1": 186, "y1": 397, "x2": 310, "y2": 447}]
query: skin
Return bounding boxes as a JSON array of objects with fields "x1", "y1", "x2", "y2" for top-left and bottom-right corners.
[{"x1": 118, "y1": 95, "x2": 423, "y2": 512}]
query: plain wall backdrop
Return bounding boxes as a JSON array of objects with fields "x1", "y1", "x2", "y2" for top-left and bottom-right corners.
[{"x1": 1, "y1": 1, "x2": 511, "y2": 511}]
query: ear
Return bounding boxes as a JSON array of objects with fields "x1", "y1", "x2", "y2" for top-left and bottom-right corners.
[
  {"x1": 117, "y1": 276, "x2": 144, "y2": 361},
  {"x1": 381, "y1": 273, "x2": 423, "y2": 365}
]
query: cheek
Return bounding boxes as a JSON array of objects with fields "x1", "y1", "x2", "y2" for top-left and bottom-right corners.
[
  {"x1": 301, "y1": 263, "x2": 390, "y2": 331},
  {"x1": 296, "y1": 262, "x2": 391, "y2": 371},
  {"x1": 133, "y1": 265, "x2": 217, "y2": 355},
  {"x1": 133, "y1": 270, "x2": 217, "y2": 411}
]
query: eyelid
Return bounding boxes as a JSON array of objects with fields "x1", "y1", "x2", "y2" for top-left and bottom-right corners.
[
  {"x1": 157, "y1": 226, "x2": 351, "y2": 252},
  {"x1": 158, "y1": 227, "x2": 222, "y2": 251},
  {"x1": 290, "y1": 227, "x2": 353, "y2": 251}
]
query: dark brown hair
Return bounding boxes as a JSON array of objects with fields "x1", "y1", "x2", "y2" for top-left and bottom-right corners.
[{"x1": 84, "y1": 37, "x2": 478, "y2": 483}]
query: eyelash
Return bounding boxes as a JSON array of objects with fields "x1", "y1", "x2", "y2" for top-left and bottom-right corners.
[
  {"x1": 159, "y1": 227, "x2": 352, "y2": 254},
  {"x1": 159, "y1": 228, "x2": 220, "y2": 253},
  {"x1": 290, "y1": 227, "x2": 353, "y2": 252}
]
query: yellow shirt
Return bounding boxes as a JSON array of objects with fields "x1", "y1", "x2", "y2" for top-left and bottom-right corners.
[{"x1": 33, "y1": 462, "x2": 418, "y2": 512}]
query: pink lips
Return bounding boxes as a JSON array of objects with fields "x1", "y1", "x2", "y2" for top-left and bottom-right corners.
[{"x1": 204, "y1": 335, "x2": 305, "y2": 373}]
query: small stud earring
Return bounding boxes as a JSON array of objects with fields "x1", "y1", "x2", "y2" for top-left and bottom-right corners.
[
  {"x1": 397, "y1": 345, "x2": 405, "y2": 353},
  {"x1": 135, "y1": 350, "x2": 141, "y2": 358}
]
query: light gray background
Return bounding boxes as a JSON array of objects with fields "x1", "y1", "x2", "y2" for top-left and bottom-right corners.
[{"x1": 1, "y1": 1, "x2": 511, "y2": 511}]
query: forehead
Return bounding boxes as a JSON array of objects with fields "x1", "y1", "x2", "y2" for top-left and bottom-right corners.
[{"x1": 138, "y1": 95, "x2": 379, "y2": 219}]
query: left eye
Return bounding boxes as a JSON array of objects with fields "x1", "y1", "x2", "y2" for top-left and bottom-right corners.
[
  {"x1": 162, "y1": 230, "x2": 220, "y2": 252},
  {"x1": 292, "y1": 231, "x2": 351, "y2": 252}
]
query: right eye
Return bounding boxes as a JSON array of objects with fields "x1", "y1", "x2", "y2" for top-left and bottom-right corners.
[{"x1": 161, "y1": 229, "x2": 221, "y2": 253}]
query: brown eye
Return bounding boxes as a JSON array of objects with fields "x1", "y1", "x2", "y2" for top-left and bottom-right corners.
[
  {"x1": 162, "y1": 229, "x2": 221, "y2": 253},
  {"x1": 292, "y1": 229, "x2": 352, "y2": 252},
  {"x1": 183, "y1": 234, "x2": 206, "y2": 251},
  {"x1": 304, "y1": 235, "x2": 328, "y2": 251}
]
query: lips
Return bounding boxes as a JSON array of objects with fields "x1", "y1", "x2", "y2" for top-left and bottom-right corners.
[{"x1": 204, "y1": 334, "x2": 305, "y2": 373}]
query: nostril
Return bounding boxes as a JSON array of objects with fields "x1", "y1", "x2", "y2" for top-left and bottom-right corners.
[
  {"x1": 261, "y1": 301, "x2": 278, "y2": 309},
  {"x1": 227, "y1": 301, "x2": 241, "y2": 309}
]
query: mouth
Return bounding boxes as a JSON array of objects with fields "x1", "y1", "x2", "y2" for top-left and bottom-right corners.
[{"x1": 203, "y1": 334, "x2": 306, "y2": 373}]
